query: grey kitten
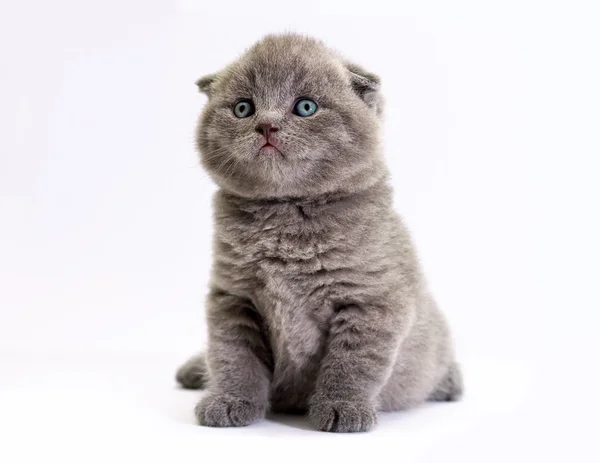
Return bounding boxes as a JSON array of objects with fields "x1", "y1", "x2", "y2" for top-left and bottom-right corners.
[{"x1": 176, "y1": 34, "x2": 462, "y2": 432}]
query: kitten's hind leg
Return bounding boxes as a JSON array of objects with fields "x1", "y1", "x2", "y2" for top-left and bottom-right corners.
[
  {"x1": 428, "y1": 362, "x2": 463, "y2": 402},
  {"x1": 176, "y1": 353, "x2": 208, "y2": 389}
]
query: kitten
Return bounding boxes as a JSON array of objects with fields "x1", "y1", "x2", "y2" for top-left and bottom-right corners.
[{"x1": 176, "y1": 34, "x2": 462, "y2": 432}]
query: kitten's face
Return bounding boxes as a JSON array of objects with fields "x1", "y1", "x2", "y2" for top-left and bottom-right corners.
[{"x1": 196, "y1": 35, "x2": 385, "y2": 199}]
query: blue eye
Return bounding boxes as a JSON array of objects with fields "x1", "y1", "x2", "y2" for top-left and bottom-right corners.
[
  {"x1": 233, "y1": 100, "x2": 255, "y2": 118},
  {"x1": 294, "y1": 99, "x2": 318, "y2": 117}
]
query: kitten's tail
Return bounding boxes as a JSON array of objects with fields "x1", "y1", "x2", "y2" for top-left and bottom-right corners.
[
  {"x1": 427, "y1": 362, "x2": 463, "y2": 402},
  {"x1": 175, "y1": 353, "x2": 208, "y2": 389}
]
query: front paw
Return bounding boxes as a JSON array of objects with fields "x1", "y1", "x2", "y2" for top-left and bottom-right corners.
[
  {"x1": 309, "y1": 398, "x2": 378, "y2": 433},
  {"x1": 195, "y1": 394, "x2": 266, "y2": 427}
]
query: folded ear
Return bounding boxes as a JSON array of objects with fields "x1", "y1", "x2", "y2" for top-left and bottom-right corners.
[
  {"x1": 345, "y1": 62, "x2": 383, "y2": 116},
  {"x1": 195, "y1": 73, "x2": 219, "y2": 97}
]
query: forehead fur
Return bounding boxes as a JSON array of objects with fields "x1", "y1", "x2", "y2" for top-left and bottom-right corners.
[{"x1": 215, "y1": 34, "x2": 350, "y2": 101}]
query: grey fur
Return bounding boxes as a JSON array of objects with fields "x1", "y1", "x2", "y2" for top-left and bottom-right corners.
[
  {"x1": 176, "y1": 353, "x2": 208, "y2": 390},
  {"x1": 176, "y1": 34, "x2": 462, "y2": 432}
]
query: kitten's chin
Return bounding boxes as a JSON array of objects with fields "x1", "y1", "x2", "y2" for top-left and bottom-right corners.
[
  {"x1": 212, "y1": 166, "x2": 388, "y2": 201},
  {"x1": 205, "y1": 149, "x2": 388, "y2": 200}
]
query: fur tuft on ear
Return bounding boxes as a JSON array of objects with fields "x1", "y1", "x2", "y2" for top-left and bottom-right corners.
[
  {"x1": 345, "y1": 62, "x2": 383, "y2": 116},
  {"x1": 196, "y1": 73, "x2": 219, "y2": 96}
]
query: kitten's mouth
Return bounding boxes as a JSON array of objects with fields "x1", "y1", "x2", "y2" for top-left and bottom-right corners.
[{"x1": 259, "y1": 142, "x2": 283, "y2": 156}]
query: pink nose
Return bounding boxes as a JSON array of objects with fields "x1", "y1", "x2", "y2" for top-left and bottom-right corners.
[{"x1": 255, "y1": 123, "x2": 280, "y2": 136}]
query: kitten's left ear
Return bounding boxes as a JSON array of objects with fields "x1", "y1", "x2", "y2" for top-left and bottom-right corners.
[
  {"x1": 345, "y1": 62, "x2": 383, "y2": 116},
  {"x1": 195, "y1": 73, "x2": 219, "y2": 97}
]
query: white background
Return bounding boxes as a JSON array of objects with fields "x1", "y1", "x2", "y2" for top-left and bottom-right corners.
[{"x1": 1, "y1": 0, "x2": 599, "y2": 461}]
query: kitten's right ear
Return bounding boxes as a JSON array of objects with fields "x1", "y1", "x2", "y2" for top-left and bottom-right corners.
[
  {"x1": 195, "y1": 73, "x2": 219, "y2": 97},
  {"x1": 345, "y1": 62, "x2": 383, "y2": 116}
]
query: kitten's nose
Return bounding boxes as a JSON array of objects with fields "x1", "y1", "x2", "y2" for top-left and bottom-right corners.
[{"x1": 255, "y1": 123, "x2": 280, "y2": 136}]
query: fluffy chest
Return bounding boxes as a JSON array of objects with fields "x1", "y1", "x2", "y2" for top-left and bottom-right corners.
[
  {"x1": 220, "y1": 205, "x2": 348, "y2": 358},
  {"x1": 215, "y1": 195, "x2": 379, "y2": 364},
  {"x1": 249, "y1": 217, "x2": 337, "y2": 363}
]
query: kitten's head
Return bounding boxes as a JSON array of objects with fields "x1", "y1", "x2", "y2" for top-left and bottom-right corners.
[{"x1": 196, "y1": 34, "x2": 386, "y2": 199}]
